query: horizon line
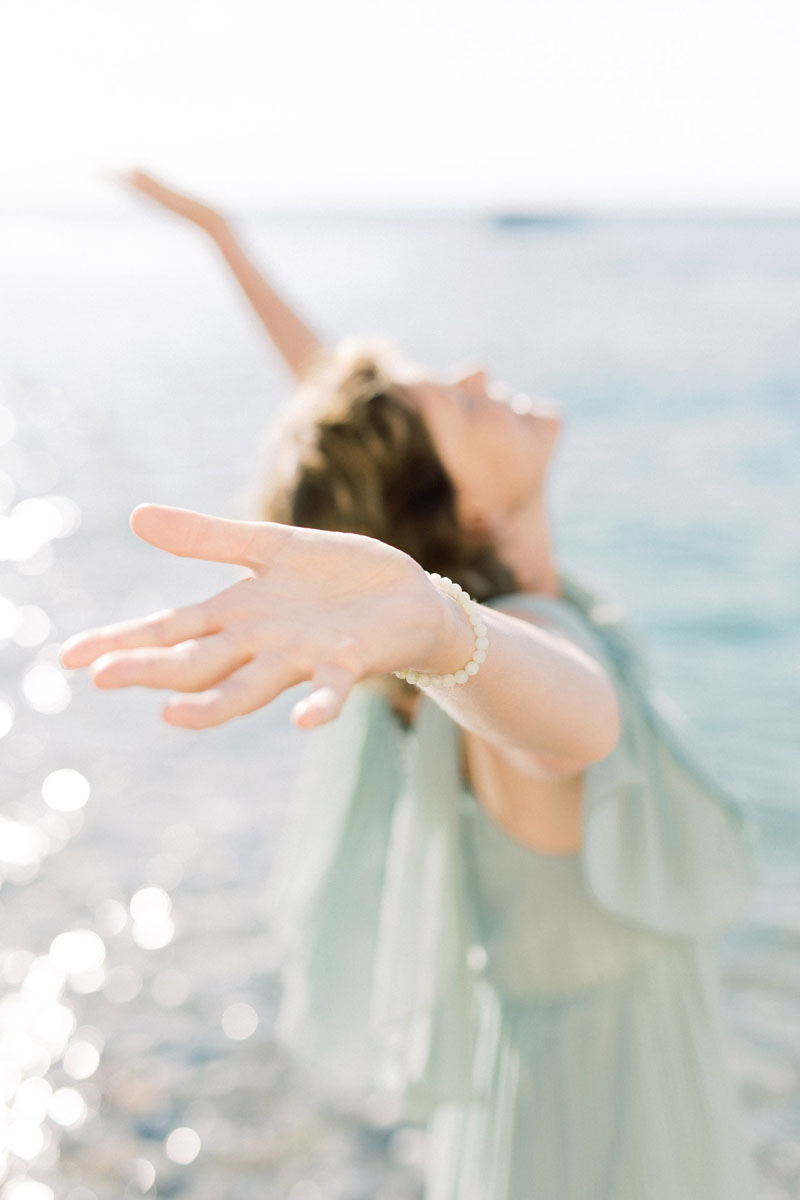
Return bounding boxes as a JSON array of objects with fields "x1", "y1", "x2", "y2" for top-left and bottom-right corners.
[{"x1": 3, "y1": 199, "x2": 800, "y2": 222}]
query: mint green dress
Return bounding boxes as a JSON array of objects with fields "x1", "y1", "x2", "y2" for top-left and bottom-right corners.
[{"x1": 262, "y1": 570, "x2": 762, "y2": 1200}]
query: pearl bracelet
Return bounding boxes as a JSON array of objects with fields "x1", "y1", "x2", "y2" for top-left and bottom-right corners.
[{"x1": 394, "y1": 571, "x2": 489, "y2": 688}]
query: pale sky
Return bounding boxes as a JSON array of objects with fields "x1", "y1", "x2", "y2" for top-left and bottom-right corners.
[{"x1": 2, "y1": 0, "x2": 799, "y2": 212}]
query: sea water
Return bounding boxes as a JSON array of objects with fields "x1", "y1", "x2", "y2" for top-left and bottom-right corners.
[{"x1": 1, "y1": 210, "x2": 798, "y2": 1197}]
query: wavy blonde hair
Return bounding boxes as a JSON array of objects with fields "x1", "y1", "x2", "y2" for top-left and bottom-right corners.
[{"x1": 250, "y1": 337, "x2": 519, "y2": 716}]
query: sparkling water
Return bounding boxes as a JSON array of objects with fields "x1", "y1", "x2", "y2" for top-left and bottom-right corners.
[{"x1": 1, "y1": 210, "x2": 798, "y2": 1197}]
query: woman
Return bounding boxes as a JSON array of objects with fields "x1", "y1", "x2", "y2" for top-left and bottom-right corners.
[{"x1": 60, "y1": 173, "x2": 761, "y2": 1199}]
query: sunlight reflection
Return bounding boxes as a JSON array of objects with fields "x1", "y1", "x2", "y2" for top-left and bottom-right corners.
[
  {"x1": 41, "y1": 769, "x2": 90, "y2": 814},
  {"x1": 221, "y1": 1002, "x2": 258, "y2": 1042},
  {"x1": 6, "y1": 1120, "x2": 46, "y2": 1160},
  {"x1": 21, "y1": 664, "x2": 71, "y2": 716},
  {"x1": 68, "y1": 969, "x2": 106, "y2": 997},
  {"x1": 0, "y1": 490, "x2": 81, "y2": 565},
  {"x1": 128, "y1": 887, "x2": 170, "y2": 924},
  {"x1": 47, "y1": 1087, "x2": 87, "y2": 1129},
  {"x1": 23, "y1": 958, "x2": 64, "y2": 1005},
  {"x1": 132, "y1": 1159, "x2": 156, "y2": 1192},
  {"x1": 12, "y1": 1078, "x2": 52, "y2": 1122},
  {"x1": 29, "y1": 1005, "x2": 76, "y2": 1058},
  {"x1": 130, "y1": 920, "x2": 175, "y2": 951},
  {"x1": 164, "y1": 1126, "x2": 201, "y2": 1165},
  {"x1": 0, "y1": 819, "x2": 48, "y2": 871},
  {"x1": 3, "y1": 1182, "x2": 55, "y2": 1200},
  {"x1": 0, "y1": 1031, "x2": 48, "y2": 1076},
  {"x1": 12, "y1": 499, "x2": 66, "y2": 544},
  {"x1": 62, "y1": 1042, "x2": 100, "y2": 1082},
  {"x1": 129, "y1": 887, "x2": 175, "y2": 950},
  {"x1": 48, "y1": 933, "x2": 105, "y2": 978},
  {"x1": 13, "y1": 607, "x2": 52, "y2": 648}
]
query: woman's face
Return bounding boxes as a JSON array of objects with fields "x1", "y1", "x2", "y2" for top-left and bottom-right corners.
[{"x1": 397, "y1": 365, "x2": 564, "y2": 540}]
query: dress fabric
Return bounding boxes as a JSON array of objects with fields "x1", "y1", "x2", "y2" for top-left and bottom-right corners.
[
  {"x1": 424, "y1": 788, "x2": 758, "y2": 1200},
  {"x1": 261, "y1": 569, "x2": 762, "y2": 1200}
]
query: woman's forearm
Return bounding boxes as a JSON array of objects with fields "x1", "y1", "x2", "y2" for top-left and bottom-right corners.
[
  {"x1": 210, "y1": 220, "x2": 327, "y2": 381},
  {"x1": 417, "y1": 591, "x2": 621, "y2": 769}
]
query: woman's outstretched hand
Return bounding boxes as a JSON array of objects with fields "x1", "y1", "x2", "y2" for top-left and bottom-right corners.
[
  {"x1": 58, "y1": 505, "x2": 451, "y2": 731},
  {"x1": 113, "y1": 169, "x2": 227, "y2": 236}
]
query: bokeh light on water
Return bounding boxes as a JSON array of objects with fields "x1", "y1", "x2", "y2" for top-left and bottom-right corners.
[
  {"x1": 3, "y1": 1182, "x2": 56, "y2": 1200},
  {"x1": 128, "y1": 888, "x2": 175, "y2": 951},
  {"x1": 0, "y1": 497, "x2": 78, "y2": 565},
  {"x1": 221, "y1": 1002, "x2": 259, "y2": 1042},
  {"x1": 0, "y1": 375, "x2": 107, "y2": 1198},
  {"x1": 21, "y1": 663, "x2": 71, "y2": 717},
  {"x1": 41, "y1": 772, "x2": 90, "y2": 815},
  {"x1": 0, "y1": 341, "x2": 442, "y2": 1198},
  {"x1": 164, "y1": 1126, "x2": 201, "y2": 1165}
]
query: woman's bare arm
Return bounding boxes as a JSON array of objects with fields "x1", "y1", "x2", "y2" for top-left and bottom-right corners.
[
  {"x1": 58, "y1": 505, "x2": 621, "y2": 774},
  {"x1": 422, "y1": 593, "x2": 621, "y2": 774},
  {"x1": 117, "y1": 169, "x2": 328, "y2": 382},
  {"x1": 211, "y1": 222, "x2": 327, "y2": 381}
]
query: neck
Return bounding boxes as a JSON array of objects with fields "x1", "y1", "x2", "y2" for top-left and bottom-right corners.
[{"x1": 492, "y1": 490, "x2": 561, "y2": 598}]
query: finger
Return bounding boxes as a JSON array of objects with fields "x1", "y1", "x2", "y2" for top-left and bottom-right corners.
[
  {"x1": 112, "y1": 168, "x2": 156, "y2": 195},
  {"x1": 161, "y1": 653, "x2": 297, "y2": 730},
  {"x1": 59, "y1": 603, "x2": 218, "y2": 669},
  {"x1": 130, "y1": 504, "x2": 287, "y2": 570},
  {"x1": 89, "y1": 630, "x2": 249, "y2": 692},
  {"x1": 124, "y1": 168, "x2": 162, "y2": 192},
  {"x1": 291, "y1": 639, "x2": 364, "y2": 729}
]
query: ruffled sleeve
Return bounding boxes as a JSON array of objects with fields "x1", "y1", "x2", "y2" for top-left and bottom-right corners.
[
  {"x1": 261, "y1": 682, "x2": 492, "y2": 1121},
  {"x1": 483, "y1": 583, "x2": 762, "y2": 938}
]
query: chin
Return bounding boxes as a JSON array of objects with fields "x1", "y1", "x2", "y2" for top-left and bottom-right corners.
[
  {"x1": 541, "y1": 408, "x2": 564, "y2": 433},
  {"x1": 515, "y1": 469, "x2": 548, "y2": 505},
  {"x1": 538, "y1": 410, "x2": 564, "y2": 451}
]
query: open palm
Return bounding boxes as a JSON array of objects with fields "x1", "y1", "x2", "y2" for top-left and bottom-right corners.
[{"x1": 59, "y1": 505, "x2": 439, "y2": 730}]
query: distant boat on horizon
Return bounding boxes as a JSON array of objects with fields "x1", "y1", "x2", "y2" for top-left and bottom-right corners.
[{"x1": 489, "y1": 210, "x2": 589, "y2": 230}]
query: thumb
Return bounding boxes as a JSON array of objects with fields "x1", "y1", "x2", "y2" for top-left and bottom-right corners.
[
  {"x1": 129, "y1": 503, "x2": 283, "y2": 569},
  {"x1": 291, "y1": 641, "x2": 363, "y2": 729}
]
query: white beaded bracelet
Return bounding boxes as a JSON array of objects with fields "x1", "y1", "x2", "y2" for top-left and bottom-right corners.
[{"x1": 394, "y1": 571, "x2": 489, "y2": 688}]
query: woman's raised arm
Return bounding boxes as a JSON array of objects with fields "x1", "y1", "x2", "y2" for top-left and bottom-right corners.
[
  {"x1": 59, "y1": 505, "x2": 620, "y2": 774},
  {"x1": 116, "y1": 169, "x2": 328, "y2": 382}
]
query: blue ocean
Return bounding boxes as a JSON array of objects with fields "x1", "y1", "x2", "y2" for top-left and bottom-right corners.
[{"x1": 1, "y1": 210, "x2": 798, "y2": 1197}]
